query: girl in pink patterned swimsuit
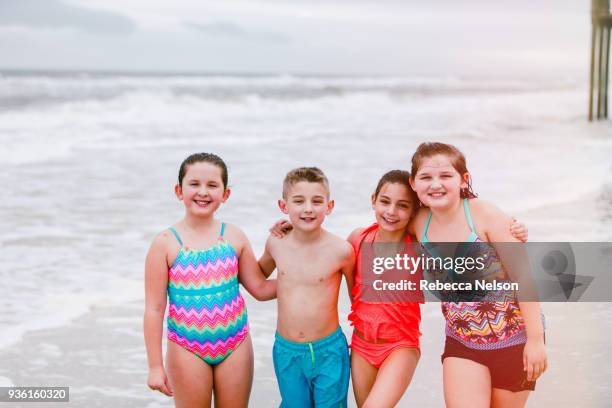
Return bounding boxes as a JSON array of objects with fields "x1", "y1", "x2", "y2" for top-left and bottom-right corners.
[
  {"x1": 144, "y1": 153, "x2": 276, "y2": 408},
  {"x1": 409, "y1": 142, "x2": 547, "y2": 408}
]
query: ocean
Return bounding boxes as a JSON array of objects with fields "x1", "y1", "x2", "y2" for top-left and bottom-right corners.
[{"x1": 0, "y1": 70, "x2": 611, "y2": 407}]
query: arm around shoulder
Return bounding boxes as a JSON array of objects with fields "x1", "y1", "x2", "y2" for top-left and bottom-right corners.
[
  {"x1": 227, "y1": 224, "x2": 277, "y2": 301},
  {"x1": 340, "y1": 240, "x2": 356, "y2": 302},
  {"x1": 258, "y1": 235, "x2": 277, "y2": 278},
  {"x1": 346, "y1": 227, "x2": 364, "y2": 246},
  {"x1": 473, "y1": 199, "x2": 518, "y2": 243}
]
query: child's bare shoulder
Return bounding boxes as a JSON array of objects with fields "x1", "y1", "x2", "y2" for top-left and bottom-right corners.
[
  {"x1": 469, "y1": 198, "x2": 506, "y2": 220},
  {"x1": 153, "y1": 228, "x2": 175, "y2": 248},
  {"x1": 148, "y1": 228, "x2": 179, "y2": 259},
  {"x1": 219, "y1": 222, "x2": 251, "y2": 253},
  {"x1": 221, "y1": 222, "x2": 246, "y2": 240},
  {"x1": 323, "y1": 230, "x2": 353, "y2": 259},
  {"x1": 347, "y1": 227, "x2": 365, "y2": 245},
  {"x1": 264, "y1": 231, "x2": 291, "y2": 257}
]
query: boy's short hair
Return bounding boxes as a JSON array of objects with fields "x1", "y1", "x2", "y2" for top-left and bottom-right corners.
[{"x1": 282, "y1": 167, "x2": 330, "y2": 198}]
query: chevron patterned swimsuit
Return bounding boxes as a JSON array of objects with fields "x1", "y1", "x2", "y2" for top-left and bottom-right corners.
[{"x1": 167, "y1": 223, "x2": 249, "y2": 365}]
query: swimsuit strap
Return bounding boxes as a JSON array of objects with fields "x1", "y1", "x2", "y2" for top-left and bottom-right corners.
[
  {"x1": 168, "y1": 227, "x2": 184, "y2": 246},
  {"x1": 421, "y1": 211, "x2": 433, "y2": 243},
  {"x1": 462, "y1": 199, "x2": 479, "y2": 242},
  {"x1": 422, "y1": 201, "x2": 478, "y2": 243},
  {"x1": 219, "y1": 222, "x2": 226, "y2": 238}
]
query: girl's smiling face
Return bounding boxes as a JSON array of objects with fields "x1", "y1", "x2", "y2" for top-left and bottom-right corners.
[
  {"x1": 410, "y1": 154, "x2": 469, "y2": 210},
  {"x1": 372, "y1": 182, "x2": 414, "y2": 233},
  {"x1": 175, "y1": 161, "x2": 230, "y2": 216}
]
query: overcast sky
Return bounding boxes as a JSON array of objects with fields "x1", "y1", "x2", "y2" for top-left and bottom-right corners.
[{"x1": 0, "y1": 0, "x2": 592, "y2": 77}]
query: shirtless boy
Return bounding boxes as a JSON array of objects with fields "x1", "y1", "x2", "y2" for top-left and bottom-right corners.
[{"x1": 259, "y1": 167, "x2": 355, "y2": 408}]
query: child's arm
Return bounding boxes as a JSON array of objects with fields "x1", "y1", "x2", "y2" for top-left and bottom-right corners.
[
  {"x1": 482, "y1": 203, "x2": 547, "y2": 382},
  {"x1": 229, "y1": 225, "x2": 277, "y2": 301},
  {"x1": 143, "y1": 233, "x2": 173, "y2": 397},
  {"x1": 340, "y1": 241, "x2": 356, "y2": 303},
  {"x1": 258, "y1": 236, "x2": 276, "y2": 278}
]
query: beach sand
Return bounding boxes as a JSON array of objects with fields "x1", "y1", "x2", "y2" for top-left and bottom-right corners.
[{"x1": 1, "y1": 295, "x2": 611, "y2": 407}]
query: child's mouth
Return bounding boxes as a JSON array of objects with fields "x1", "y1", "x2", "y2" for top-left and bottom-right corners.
[
  {"x1": 194, "y1": 199, "x2": 212, "y2": 207},
  {"x1": 428, "y1": 192, "x2": 446, "y2": 199},
  {"x1": 382, "y1": 216, "x2": 399, "y2": 225},
  {"x1": 300, "y1": 216, "x2": 316, "y2": 223}
]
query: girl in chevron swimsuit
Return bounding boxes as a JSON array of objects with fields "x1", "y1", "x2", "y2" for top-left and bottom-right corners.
[
  {"x1": 409, "y1": 142, "x2": 547, "y2": 408},
  {"x1": 144, "y1": 153, "x2": 276, "y2": 408}
]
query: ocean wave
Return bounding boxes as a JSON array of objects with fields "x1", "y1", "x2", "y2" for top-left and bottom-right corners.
[{"x1": 0, "y1": 71, "x2": 582, "y2": 111}]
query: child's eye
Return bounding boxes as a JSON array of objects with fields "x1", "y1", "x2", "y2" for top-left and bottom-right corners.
[{"x1": 419, "y1": 176, "x2": 431, "y2": 180}]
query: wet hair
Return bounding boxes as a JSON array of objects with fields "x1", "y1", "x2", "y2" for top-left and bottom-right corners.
[
  {"x1": 178, "y1": 153, "x2": 228, "y2": 188},
  {"x1": 282, "y1": 167, "x2": 329, "y2": 198},
  {"x1": 373, "y1": 170, "x2": 419, "y2": 215},
  {"x1": 410, "y1": 142, "x2": 477, "y2": 199}
]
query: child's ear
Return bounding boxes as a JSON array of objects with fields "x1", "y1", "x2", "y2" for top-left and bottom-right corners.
[
  {"x1": 326, "y1": 199, "x2": 335, "y2": 215},
  {"x1": 371, "y1": 193, "x2": 376, "y2": 209},
  {"x1": 408, "y1": 177, "x2": 416, "y2": 192},
  {"x1": 461, "y1": 173, "x2": 470, "y2": 190},
  {"x1": 174, "y1": 184, "x2": 183, "y2": 200},
  {"x1": 278, "y1": 199, "x2": 289, "y2": 214},
  {"x1": 222, "y1": 188, "x2": 231, "y2": 202}
]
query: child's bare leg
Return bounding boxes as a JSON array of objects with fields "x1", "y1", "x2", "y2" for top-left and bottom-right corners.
[
  {"x1": 491, "y1": 388, "x2": 530, "y2": 408},
  {"x1": 213, "y1": 334, "x2": 254, "y2": 408},
  {"x1": 443, "y1": 357, "x2": 491, "y2": 408},
  {"x1": 351, "y1": 351, "x2": 378, "y2": 407},
  {"x1": 166, "y1": 341, "x2": 213, "y2": 408},
  {"x1": 362, "y1": 347, "x2": 419, "y2": 408}
]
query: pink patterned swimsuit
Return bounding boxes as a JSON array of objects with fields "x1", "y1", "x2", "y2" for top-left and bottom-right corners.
[{"x1": 166, "y1": 223, "x2": 249, "y2": 364}]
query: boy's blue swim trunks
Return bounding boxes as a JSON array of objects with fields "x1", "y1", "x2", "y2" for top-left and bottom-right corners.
[{"x1": 273, "y1": 326, "x2": 350, "y2": 408}]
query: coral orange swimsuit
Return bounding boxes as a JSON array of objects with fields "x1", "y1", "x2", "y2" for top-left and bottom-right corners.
[{"x1": 348, "y1": 223, "x2": 423, "y2": 368}]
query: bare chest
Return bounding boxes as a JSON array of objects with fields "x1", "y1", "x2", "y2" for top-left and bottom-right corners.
[{"x1": 274, "y1": 248, "x2": 340, "y2": 286}]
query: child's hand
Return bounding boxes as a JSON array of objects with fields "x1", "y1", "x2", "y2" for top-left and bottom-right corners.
[
  {"x1": 510, "y1": 217, "x2": 528, "y2": 242},
  {"x1": 147, "y1": 366, "x2": 173, "y2": 396},
  {"x1": 523, "y1": 338, "x2": 547, "y2": 382},
  {"x1": 269, "y1": 219, "x2": 292, "y2": 238}
]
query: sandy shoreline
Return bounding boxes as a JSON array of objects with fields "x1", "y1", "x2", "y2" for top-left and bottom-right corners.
[{"x1": 2, "y1": 293, "x2": 612, "y2": 407}]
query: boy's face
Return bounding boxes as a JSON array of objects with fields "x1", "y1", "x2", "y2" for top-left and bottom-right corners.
[{"x1": 279, "y1": 181, "x2": 334, "y2": 232}]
